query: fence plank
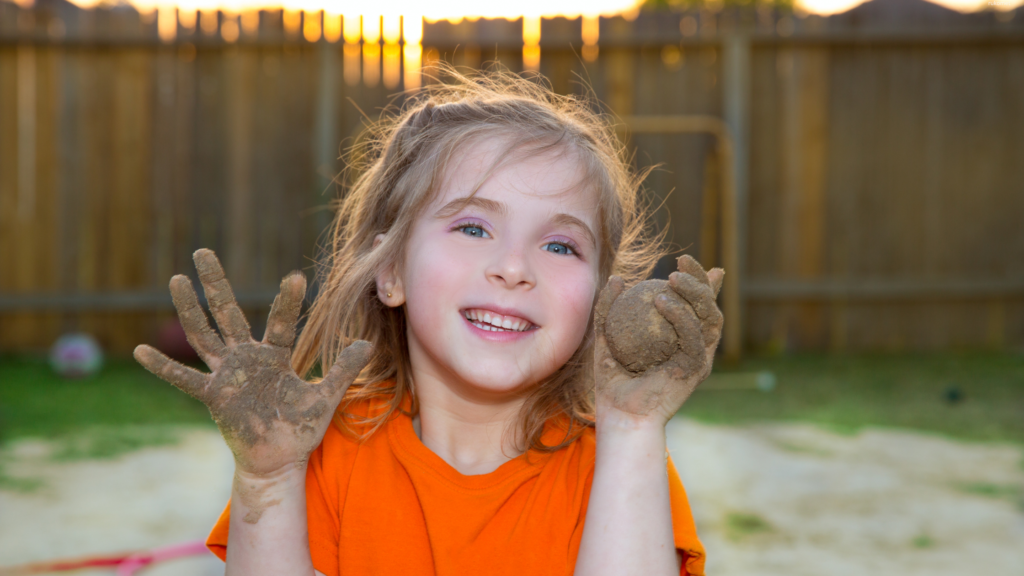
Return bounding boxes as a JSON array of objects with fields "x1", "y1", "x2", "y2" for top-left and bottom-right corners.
[
  {"x1": 1, "y1": 22, "x2": 1023, "y2": 353},
  {"x1": 224, "y1": 46, "x2": 257, "y2": 289}
]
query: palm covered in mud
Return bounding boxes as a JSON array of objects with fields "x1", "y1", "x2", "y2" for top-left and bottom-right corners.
[
  {"x1": 134, "y1": 249, "x2": 373, "y2": 477},
  {"x1": 593, "y1": 255, "x2": 725, "y2": 424}
]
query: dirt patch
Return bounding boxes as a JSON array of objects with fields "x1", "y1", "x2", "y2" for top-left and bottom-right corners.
[
  {"x1": 2, "y1": 422, "x2": 1021, "y2": 575},
  {"x1": 667, "y1": 419, "x2": 1024, "y2": 576},
  {"x1": 0, "y1": 428, "x2": 232, "y2": 575}
]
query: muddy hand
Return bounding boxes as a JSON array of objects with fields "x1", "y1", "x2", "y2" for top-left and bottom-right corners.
[
  {"x1": 594, "y1": 255, "x2": 724, "y2": 425},
  {"x1": 133, "y1": 249, "x2": 373, "y2": 477}
]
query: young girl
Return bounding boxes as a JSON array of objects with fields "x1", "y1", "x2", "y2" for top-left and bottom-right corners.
[{"x1": 134, "y1": 68, "x2": 724, "y2": 576}]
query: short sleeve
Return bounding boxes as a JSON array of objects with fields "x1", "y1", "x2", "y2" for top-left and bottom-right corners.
[
  {"x1": 667, "y1": 454, "x2": 705, "y2": 576},
  {"x1": 204, "y1": 424, "x2": 350, "y2": 576},
  {"x1": 206, "y1": 503, "x2": 230, "y2": 560}
]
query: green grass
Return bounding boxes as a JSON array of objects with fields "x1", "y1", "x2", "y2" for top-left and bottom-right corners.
[
  {"x1": 725, "y1": 511, "x2": 773, "y2": 541},
  {"x1": 954, "y1": 481, "x2": 1024, "y2": 511},
  {"x1": 49, "y1": 425, "x2": 186, "y2": 460},
  {"x1": 0, "y1": 355, "x2": 215, "y2": 488},
  {"x1": 911, "y1": 533, "x2": 935, "y2": 549},
  {"x1": 2, "y1": 351, "x2": 1023, "y2": 462},
  {"x1": 0, "y1": 354, "x2": 214, "y2": 448},
  {"x1": 0, "y1": 460, "x2": 44, "y2": 493},
  {"x1": 680, "y1": 352, "x2": 1024, "y2": 445},
  {"x1": 955, "y1": 482, "x2": 1022, "y2": 499}
]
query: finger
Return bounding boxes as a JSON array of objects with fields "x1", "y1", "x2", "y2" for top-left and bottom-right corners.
[
  {"x1": 193, "y1": 248, "x2": 252, "y2": 346},
  {"x1": 669, "y1": 272, "x2": 722, "y2": 323},
  {"x1": 708, "y1": 268, "x2": 725, "y2": 299},
  {"x1": 320, "y1": 340, "x2": 374, "y2": 401},
  {"x1": 669, "y1": 272, "x2": 724, "y2": 344},
  {"x1": 594, "y1": 275, "x2": 624, "y2": 334},
  {"x1": 264, "y1": 271, "x2": 306, "y2": 348},
  {"x1": 134, "y1": 344, "x2": 210, "y2": 401},
  {"x1": 676, "y1": 254, "x2": 710, "y2": 287},
  {"x1": 170, "y1": 274, "x2": 227, "y2": 367},
  {"x1": 654, "y1": 294, "x2": 705, "y2": 362}
]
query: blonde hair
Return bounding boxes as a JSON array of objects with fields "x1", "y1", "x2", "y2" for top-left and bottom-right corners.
[{"x1": 293, "y1": 65, "x2": 671, "y2": 452}]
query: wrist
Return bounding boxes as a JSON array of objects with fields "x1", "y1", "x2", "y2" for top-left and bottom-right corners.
[
  {"x1": 225, "y1": 463, "x2": 315, "y2": 574},
  {"x1": 595, "y1": 403, "x2": 669, "y2": 435},
  {"x1": 594, "y1": 406, "x2": 667, "y2": 455},
  {"x1": 232, "y1": 463, "x2": 307, "y2": 524},
  {"x1": 234, "y1": 460, "x2": 308, "y2": 483},
  {"x1": 234, "y1": 462, "x2": 307, "y2": 498}
]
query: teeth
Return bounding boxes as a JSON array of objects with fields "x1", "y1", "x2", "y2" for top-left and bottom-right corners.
[{"x1": 464, "y1": 309, "x2": 533, "y2": 332}]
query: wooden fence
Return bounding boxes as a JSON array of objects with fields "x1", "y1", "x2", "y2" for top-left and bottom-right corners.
[{"x1": 2, "y1": 3, "x2": 1023, "y2": 354}]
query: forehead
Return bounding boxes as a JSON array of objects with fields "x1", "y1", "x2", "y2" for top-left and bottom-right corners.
[{"x1": 433, "y1": 134, "x2": 596, "y2": 212}]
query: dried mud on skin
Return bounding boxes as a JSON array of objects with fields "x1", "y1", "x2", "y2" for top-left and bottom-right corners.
[
  {"x1": 606, "y1": 280, "x2": 684, "y2": 373},
  {"x1": 134, "y1": 249, "x2": 374, "y2": 524},
  {"x1": 233, "y1": 472, "x2": 284, "y2": 524},
  {"x1": 206, "y1": 345, "x2": 330, "y2": 458},
  {"x1": 208, "y1": 348, "x2": 342, "y2": 524}
]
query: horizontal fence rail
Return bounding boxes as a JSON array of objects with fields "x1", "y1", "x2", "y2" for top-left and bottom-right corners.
[{"x1": 745, "y1": 279, "x2": 1024, "y2": 300}]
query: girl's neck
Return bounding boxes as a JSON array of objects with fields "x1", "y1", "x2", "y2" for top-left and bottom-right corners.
[{"x1": 411, "y1": 375, "x2": 529, "y2": 476}]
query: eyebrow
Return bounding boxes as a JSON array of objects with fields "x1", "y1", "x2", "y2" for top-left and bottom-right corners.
[{"x1": 435, "y1": 196, "x2": 597, "y2": 248}]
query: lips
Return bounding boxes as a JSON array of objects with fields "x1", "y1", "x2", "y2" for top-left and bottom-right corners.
[{"x1": 461, "y1": 307, "x2": 537, "y2": 332}]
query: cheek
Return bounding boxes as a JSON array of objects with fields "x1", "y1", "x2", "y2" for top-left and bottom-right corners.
[
  {"x1": 402, "y1": 231, "x2": 474, "y2": 313},
  {"x1": 552, "y1": 274, "x2": 597, "y2": 344}
]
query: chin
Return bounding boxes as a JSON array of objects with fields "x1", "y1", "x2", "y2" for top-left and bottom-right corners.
[{"x1": 454, "y1": 364, "x2": 538, "y2": 397}]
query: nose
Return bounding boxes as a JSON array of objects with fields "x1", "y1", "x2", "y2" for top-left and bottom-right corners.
[{"x1": 485, "y1": 237, "x2": 535, "y2": 290}]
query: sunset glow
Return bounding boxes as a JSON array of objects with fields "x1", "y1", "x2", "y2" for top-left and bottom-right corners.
[
  {"x1": 796, "y1": 0, "x2": 1020, "y2": 13},
  {"x1": 15, "y1": 0, "x2": 1017, "y2": 93}
]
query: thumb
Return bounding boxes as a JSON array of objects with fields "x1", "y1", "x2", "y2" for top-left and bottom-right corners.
[
  {"x1": 134, "y1": 344, "x2": 211, "y2": 402},
  {"x1": 319, "y1": 340, "x2": 374, "y2": 404}
]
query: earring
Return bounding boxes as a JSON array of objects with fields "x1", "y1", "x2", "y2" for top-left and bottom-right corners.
[{"x1": 387, "y1": 292, "x2": 392, "y2": 298}]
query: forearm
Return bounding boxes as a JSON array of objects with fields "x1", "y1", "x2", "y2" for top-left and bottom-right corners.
[
  {"x1": 574, "y1": 410, "x2": 676, "y2": 576},
  {"x1": 225, "y1": 465, "x2": 317, "y2": 576}
]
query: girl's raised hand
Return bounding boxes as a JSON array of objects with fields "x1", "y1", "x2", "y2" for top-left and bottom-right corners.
[
  {"x1": 593, "y1": 255, "x2": 724, "y2": 426},
  {"x1": 134, "y1": 249, "x2": 373, "y2": 477}
]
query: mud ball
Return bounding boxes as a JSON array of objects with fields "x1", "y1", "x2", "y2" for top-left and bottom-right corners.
[{"x1": 605, "y1": 280, "x2": 679, "y2": 373}]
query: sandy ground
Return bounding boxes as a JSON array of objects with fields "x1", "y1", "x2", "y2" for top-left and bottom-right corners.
[
  {"x1": 1, "y1": 421, "x2": 1022, "y2": 575},
  {"x1": 0, "y1": 429, "x2": 231, "y2": 576},
  {"x1": 667, "y1": 419, "x2": 1024, "y2": 576}
]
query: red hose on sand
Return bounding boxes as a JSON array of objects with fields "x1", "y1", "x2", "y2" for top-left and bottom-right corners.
[
  {"x1": 0, "y1": 553, "x2": 127, "y2": 575},
  {"x1": 115, "y1": 540, "x2": 210, "y2": 576},
  {"x1": 0, "y1": 540, "x2": 210, "y2": 575}
]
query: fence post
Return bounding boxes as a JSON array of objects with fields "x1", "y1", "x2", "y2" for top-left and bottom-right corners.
[
  {"x1": 721, "y1": 32, "x2": 750, "y2": 362},
  {"x1": 314, "y1": 40, "x2": 338, "y2": 235}
]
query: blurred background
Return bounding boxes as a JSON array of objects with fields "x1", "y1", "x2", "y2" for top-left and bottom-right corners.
[{"x1": 0, "y1": 0, "x2": 1022, "y2": 573}]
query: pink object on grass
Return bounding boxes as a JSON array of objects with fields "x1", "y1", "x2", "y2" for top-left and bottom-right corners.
[{"x1": 114, "y1": 540, "x2": 210, "y2": 576}]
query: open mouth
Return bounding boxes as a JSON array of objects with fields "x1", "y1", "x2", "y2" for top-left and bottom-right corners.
[{"x1": 461, "y1": 308, "x2": 537, "y2": 333}]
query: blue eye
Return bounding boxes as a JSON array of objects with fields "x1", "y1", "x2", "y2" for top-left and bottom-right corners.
[
  {"x1": 543, "y1": 242, "x2": 576, "y2": 256},
  {"x1": 454, "y1": 222, "x2": 581, "y2": 258},
  {"x1": 455, "y1": 224, "x2": 489, "y2": 238}
]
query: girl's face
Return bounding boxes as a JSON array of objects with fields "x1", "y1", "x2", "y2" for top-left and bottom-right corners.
[{"x1": 385, "y1": 137, "x2": 601, "y2": 402}]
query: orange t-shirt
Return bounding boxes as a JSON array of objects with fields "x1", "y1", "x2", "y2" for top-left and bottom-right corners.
[{"x1": 207, "y1": 394, "x2": 706, "y2": 576}]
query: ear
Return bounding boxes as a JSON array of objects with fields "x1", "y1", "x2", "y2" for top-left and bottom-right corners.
[{"x1": 373, "y1": 234, "x2": 405, "y2": 307}]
